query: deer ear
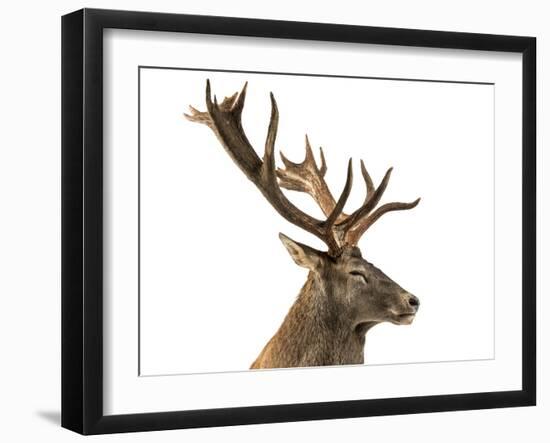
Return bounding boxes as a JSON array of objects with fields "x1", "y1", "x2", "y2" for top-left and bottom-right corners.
[{"x1": 278, "y1": 233, "x2": 322, "y2": 270}]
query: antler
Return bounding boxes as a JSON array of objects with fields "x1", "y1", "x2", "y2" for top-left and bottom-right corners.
[
  {"x1": 185, "y1": 80, "x2": 420, "y2": 256},
  {"x1": 276, "y1": 135, "x2": 342, "y2": 223},
  {"x1": 278, "y1": 140, "x2": 420, "y2": 246},
  {"x1": 185, "y1": 80, "x2": 352, "y2": 255},
  {"x1": 276, "y1": 138, "x2": 379, "y2": 223}
]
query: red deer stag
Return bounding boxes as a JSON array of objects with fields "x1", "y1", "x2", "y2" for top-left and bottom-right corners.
[{"x1": 185, "y1": 80, "x2": 420, "y2": 369}]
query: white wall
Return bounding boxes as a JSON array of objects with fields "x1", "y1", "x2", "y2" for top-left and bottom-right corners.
[{"x1": 0, "y1": 0, "x2": 545, "y2": 441}]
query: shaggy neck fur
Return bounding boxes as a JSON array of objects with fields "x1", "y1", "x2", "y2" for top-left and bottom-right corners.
[{"x1": 251, "y1": 272, "x2": 374, "y2": 369}]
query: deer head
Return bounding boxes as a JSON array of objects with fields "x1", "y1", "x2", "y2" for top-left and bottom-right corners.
[
  {"x1": 278, "y1": 234, "x2": 419, "y2": 330},
  {"x1": 185, "y1": 80, "x2": 420, "y2": 368}
]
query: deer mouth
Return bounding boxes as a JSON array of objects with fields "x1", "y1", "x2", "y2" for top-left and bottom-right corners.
[{"x1": 394, "y1": 313, "x2": 416, "y2": 325}]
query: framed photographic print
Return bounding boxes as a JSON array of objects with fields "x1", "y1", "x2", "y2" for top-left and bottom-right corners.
[{"x1": 61, "y1": 8, "x2": 536, "y2": 435}]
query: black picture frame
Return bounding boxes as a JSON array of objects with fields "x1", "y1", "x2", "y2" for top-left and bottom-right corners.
[{"x1": 62, "y1": 8, "x2": 536, "y2": 435}]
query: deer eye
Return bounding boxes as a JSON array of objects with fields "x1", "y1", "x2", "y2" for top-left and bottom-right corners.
[{"x1": 350, "y1": 271, "x2": 369, "y2": 284}]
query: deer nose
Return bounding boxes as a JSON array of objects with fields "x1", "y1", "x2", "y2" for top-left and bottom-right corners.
[{"x1": 407, "y1": 294, "x2": 420, "y2": 309}]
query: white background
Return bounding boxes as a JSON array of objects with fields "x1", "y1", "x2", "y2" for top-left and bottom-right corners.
[
  {"x1": 139, "y1": 68, "x2": 495, "y2": 375},
  {"x1": 0, "y1": 0, "x2": 546, "y2": 442}
]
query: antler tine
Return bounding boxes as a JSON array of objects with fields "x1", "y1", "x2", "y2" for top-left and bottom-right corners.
[
  {"x1": 325, "y1": 159, "x2": 353, "y2": 228},
  {"x1": 262, "y1": 92, "x2": 279, "y2": 174},
  {"x1": 318, "y1": 146, "x2": 327, "y2": 176},
  {"x1": 360, "y1": 159, "x2": 375, "y2": 202},
  {"x1": 338, "y1": 167, "x2": 393, "y2": 233},
  {"x1": 339, "y1": 163, "x2": 420, "y2": 246},
  {"x1": 323, "y1": 159, "x2": 353, "y2": 254},
  {"x1": 345, "y1": 198, "x2": 421, "y2": 246},
  {"x1": 231, "y1": 80, "x2": 248, "y2": 114}
]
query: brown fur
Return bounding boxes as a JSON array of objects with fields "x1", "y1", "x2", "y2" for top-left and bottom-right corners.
[
  {"x1": 251, "y1": 274, "x2": 367, "y2": 369},
  {"x1": 251, "y1": 243, "x2": 418, "y2": 369}
]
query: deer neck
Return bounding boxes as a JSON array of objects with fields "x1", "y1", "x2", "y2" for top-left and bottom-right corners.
[{"x1": 275, "y1": 272, "x2": 366, "y2": 367}]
